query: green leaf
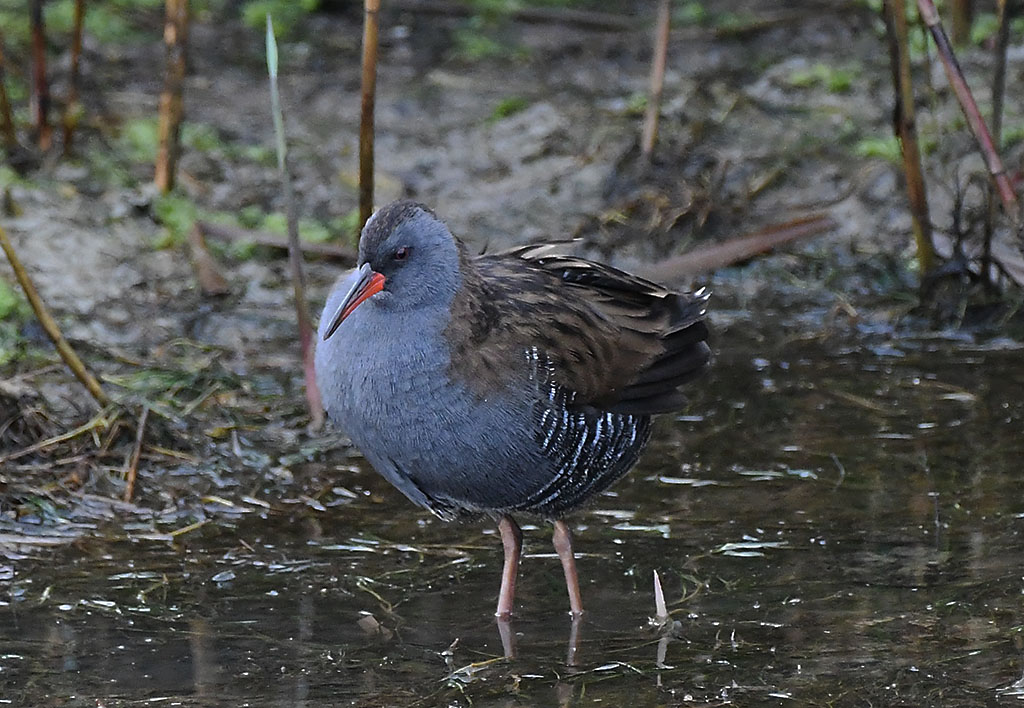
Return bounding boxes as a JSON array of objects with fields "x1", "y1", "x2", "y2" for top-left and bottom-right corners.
[{"x1": 854, "y1": 136, "x2": 902, "y2": 164}]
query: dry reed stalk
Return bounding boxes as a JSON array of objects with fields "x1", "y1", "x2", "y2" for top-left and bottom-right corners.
[
  {"x1": 641, "y1": 0, "x2": 671, "y2": 161},
  {"x1": 155, "y1": 0, "x2": 189, "y2": 192},
  {"x1": 0, "y1": 225, "x2": 110, "y2": 407},
  {"x1": 884, "y1": 0, "x2": 936, "y2": 275},
  {"x1": 359, "y1": 0, "x2": 381, "y2": 229}
]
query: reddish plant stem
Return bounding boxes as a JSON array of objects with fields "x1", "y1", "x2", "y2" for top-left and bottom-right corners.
[
  {"x1": 63, "y1": 0, "x2": 85, "y2": 153},
  {"x1": 283, "y1": 149, "x2": 324, "y2": 431},
  {"x1": 916, "y1": 0, "x2": 1020, "y2": 221},
  {"x1": 641, "y1": 0, "x2": 670, "y2": 161},
  {"x1": 359, "y1": 0, "x2": 381, "y2": 229},
  {"x1": 155, "y1": 0, "x2": 189, "y2": 192},
  {"x1": 267, "y1": 17, "x2": 325, "y2": 430},
  {"x1": 30, "y1": 0, "x2": 52, "y2": 151}
]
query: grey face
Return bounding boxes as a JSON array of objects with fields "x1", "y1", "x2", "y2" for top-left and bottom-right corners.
[
  {"x1": 323, "y1": 202, "x2": 464, "y2": 339},
  {"x1": 357, "y1": 204, "x2": 462, "y2": 315}
]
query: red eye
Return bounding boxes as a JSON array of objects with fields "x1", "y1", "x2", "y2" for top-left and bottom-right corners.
[{"x1": 394, "y1": 246, "x2": 410, "y2": 261}]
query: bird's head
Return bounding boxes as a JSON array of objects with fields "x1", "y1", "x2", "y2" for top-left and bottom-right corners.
[{"x1": 321, "y1": 201, "x2": 462, "y2": 340}]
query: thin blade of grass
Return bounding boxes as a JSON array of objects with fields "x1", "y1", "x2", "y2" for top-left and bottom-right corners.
[{"x1": 266, "y1": 15, "x2": 324, "y2": 430}]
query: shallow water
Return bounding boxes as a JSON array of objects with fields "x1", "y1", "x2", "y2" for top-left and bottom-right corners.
[{"x1": 3, "y1": 322, "x2": 1024, "y2": 707}]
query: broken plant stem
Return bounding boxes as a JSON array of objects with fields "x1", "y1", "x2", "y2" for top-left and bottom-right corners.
[
  {"x1": 0, "y1": 224, "x2": 110, "y2": 407},
  {"x1": 653, "y1": 569, "x2": 669, "y2": 623},
  {"x1": 359, "y1": 0, "x2": 381, "y2": 229},
  {"x1": 641, "y1": 0, "x2": 670, "y2": 161},
  {"x1": 916, "y1": 0, "x2": 1020, "y2": 221},
  {"x1": 266, "y1": 16, "x2": 325, "y2": 430},
  {"x1": 123, "y1": 405, "x2": 149, "y2": 502},
  {"x1": 884, "y1": 0, "x2": 936, "y2": 274},
  {"x1": 642, "y1": 213, "x2": 835, "y2": 283},
  {"x1": 186, "y1": 224, "x2": 230, "y2": 295}
]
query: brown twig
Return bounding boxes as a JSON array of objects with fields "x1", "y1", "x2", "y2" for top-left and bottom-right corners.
[
  {"x1": 359, "y1": 0, "x2": 381, "y2": 229},
  {"x1": 29, "y1": 0, "x2": 52, "y2": 151},
  {"x1": 195, "y1": 220, "x2": 357, "y2": 262},
  {"x1": 916, "y1": 0, "x2": 1020, "y2": 221},
  {"x1": 155, "y1": 0, "x2": 189, "y2": 192},
  {"x1": 62, "y1": 0, "x2": 85, "y2": 154},
  {"x1": 0, "y1": 30, "x2": 16, "y2": 149},
  {"x1": 642, "y1": 213, "x2": 835, "y2": 283},
  {"x1": 123, "y1": 405, "x2": 149, "y2": 502},
  {"x1": 0, "y1": 224, "x2": 110, "y2": 407},
  {"x1": 641, "y1": 0, "x2": 670, "y2": 162},
  {"x1": 883, "y1": 0, "x2": 936, "y2": 275}
]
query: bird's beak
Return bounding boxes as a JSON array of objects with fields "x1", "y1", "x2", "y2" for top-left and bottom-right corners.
[{"x1": 322, "y1": 263, "x2": 386, "y2": 340}]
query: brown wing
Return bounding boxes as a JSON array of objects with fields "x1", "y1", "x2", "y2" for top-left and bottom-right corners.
[{"x1": 444, "y1": 241, "x2": 711, "y2": 415}]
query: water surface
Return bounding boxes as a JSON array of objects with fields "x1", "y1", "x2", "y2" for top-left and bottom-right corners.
[{"x1": 3, "y1": 323, "x2": 1023, "y2": 706}]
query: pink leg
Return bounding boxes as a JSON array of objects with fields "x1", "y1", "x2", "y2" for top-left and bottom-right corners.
[
  {"x1": 495, "y1": 515, "x2": 522, "y2": 618},
  {"x1": 496, "y1": 615, "x2": 516, "y2": 659},
  {"x1": 552, "y1": 519, "x2": 584, "y2": 617},
  {"x1": 566, "y1": 613, "x2": 582, "y2": 666}
]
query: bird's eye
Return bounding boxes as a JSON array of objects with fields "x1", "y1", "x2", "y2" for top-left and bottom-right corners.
[{"x1": 394, "y1": 246, "x2": 410, "y2": 261}]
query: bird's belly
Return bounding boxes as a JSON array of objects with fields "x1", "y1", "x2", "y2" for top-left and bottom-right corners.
[
  {"x1": 324, "y1": 343, "x2": 546, "y2": 514},
  {"x1": 316, "y1": 322, "x2": 650, "y2": 517}
]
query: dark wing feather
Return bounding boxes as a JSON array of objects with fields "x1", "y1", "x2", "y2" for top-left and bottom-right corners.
[{"x1": 444, "y1": 241, "x2": 711, "y2": 415}]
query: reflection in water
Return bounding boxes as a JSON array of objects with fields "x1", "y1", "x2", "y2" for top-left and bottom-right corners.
[{"x1": 2, "y1": 334, "x2": 1023, "y2": 705}]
